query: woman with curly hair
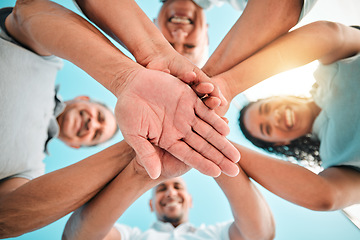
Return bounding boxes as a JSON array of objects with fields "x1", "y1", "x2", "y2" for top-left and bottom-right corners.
[
  {"x1": 239, "y1": 96, "x2": 322, "y2": 168},
  {"x1": 210, "y1": 21, "x2": 360, "y2": 211}
]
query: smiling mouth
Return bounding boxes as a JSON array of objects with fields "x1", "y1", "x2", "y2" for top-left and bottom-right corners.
[
  {"x1": 168, "y1": 16, "x2": 193, "y2": 24},
  {"x1": 77, "y1": 110, "x2": 89, "y2": 137},
  {"x1": 160, "y1": 197, "x2": 183, "y2": 208},
  {"x1": 285, "y1": 108, "x2": 295, "y2": 129}
]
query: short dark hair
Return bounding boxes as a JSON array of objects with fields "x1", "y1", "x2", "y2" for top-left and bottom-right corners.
[{"x1": 239, "y1": 100, "x2": 322, "y2": 167}]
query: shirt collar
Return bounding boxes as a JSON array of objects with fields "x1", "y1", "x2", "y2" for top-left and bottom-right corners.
[{"x1": 151, "y1": 221, "x2": 197, "y2": 233}]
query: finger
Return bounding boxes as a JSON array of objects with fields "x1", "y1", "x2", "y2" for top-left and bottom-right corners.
[
  {"x1": 221, "y1": 116, "x2": 229, "y2": 124},
  {"x1": 192, "y1": 82, "x2": 215, "y2": 95},
  {"x1": 126, "y1": 136, "x2": 162, "y2": 179},
  {"x1": 202, "y1": 96, "x2": 221, "y2": 110},
  {"x1": 167, "y1": 141, "x2": 221, "y2": 177},
  {"x1": 191, "y1": 117, "x2": 240, "y2": 163},
  {"x1": 180, "y1": 71, "x2": 197, "y2": 84},
  {"x1": 195, "y1": 71, "x2": 228, "y2": 106},
  {"x1": 194, "y1": 98, "x2": 230, "y2": 136},
  {"x1": 183, "y1": 130, "x2": 240, "y2": 177}
]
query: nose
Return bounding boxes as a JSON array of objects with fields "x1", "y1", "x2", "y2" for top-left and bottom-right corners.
[
  {"x1": 87, "y1": 116, "x2": 102, "y2": 131},
  {"x1": 165, "y1": 187, "x2": 177, "y2": 197},
  {"x1": 171, "y1": 28, "x2": 188, "y2": 41}
]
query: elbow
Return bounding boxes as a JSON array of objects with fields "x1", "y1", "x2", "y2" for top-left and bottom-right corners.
[
  {"x1": 309, "y1": 21, "x2": 345, "y2": 51},
  {"x1": 306, "y1": 186, "x2": 341, "y2": 211},
  {"x1": 255, "y1": 221, "x2": 276, "y2": 240}
]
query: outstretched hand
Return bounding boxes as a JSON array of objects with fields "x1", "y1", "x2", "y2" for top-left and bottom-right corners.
[{"x1": 115, "y1": 68, "x2": 240, "y2": 179}]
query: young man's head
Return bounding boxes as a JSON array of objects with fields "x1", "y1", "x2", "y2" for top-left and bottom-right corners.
[
  {"x1": 155, "y1": 0, "x2": 209, "y2": 66},
  {"x1": 150, "y1": 177, "x2": 192, "y2": 227},
  {"x1": 56, "y1": 96, "x2": 117, "y2": 148}
]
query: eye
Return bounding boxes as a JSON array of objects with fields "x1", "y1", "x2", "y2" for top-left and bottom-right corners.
[
  {"x1": 266, "y1": 124, "x2": 271, "y2": 135},
  {"x1": 174, "y1": 183, "x2": 184, "y2": 190},
  {"x1": 93, "y1": 129, "x2": 102, "y2": 141},
  {"x1": 156, "y1": 186, "x2": 167, "y2": 192},
  {"x1": 184, "y1": 44, "x2": 195, "y2": 49},
  {"x1": 98, "y1": 111, "x2": 105, "y2": 123}
]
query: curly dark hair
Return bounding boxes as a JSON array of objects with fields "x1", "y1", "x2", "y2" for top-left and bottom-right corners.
[{"x1": 239, "y1": 101, "x2": 322, "y2": 167}]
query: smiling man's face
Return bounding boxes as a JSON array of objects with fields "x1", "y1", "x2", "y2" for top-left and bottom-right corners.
[
  {"x1": 150, "y1": 177, "x2": 192, "y2": 227},
  {"x1": 156, "y1": 0, "x2": 208, "y2": 66},
  {"x1": 56, "y1": 96, "x2": 117, "y2": 148}
]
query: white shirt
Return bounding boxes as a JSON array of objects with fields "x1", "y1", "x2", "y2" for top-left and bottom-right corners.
[{"x1": 115, "y1": 221, "x2": 232, "y2": 240}]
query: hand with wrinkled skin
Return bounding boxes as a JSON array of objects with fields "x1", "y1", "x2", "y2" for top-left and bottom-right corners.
[{"x1": 115, "y1": 68, "x2": 240, "y2": 179}]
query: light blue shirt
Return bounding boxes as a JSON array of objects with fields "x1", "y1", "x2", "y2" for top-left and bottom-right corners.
[
  {"x1": 193, "y1": 0, "x2": 318, "y2": 22},
  {"x1": 115, "y1": 221, "x2": 232, "y2": 240},
  {"x1": 311, "y1": 53, "x2": 360, "y2": 170}
]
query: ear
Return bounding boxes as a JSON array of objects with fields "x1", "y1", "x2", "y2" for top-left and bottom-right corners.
[
  {"x1": 149, "y1": 199, "x2": 154, "y2": 212},
  {"x1": 75, "y1": 95, "x2": 90, "y2": 101},
  {"x1": 153, "y1": 18, "x2": 158, "y2": 26},
  {"x1": 189, "y1": 195, "x2": 193, "y2": 209}
]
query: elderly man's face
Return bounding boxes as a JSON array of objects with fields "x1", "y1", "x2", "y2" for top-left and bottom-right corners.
[
  {"x1": 57, "y1": 96, "x2": 117, "y2": 148},
  {"x1": 150, "y1": 177, "x2": 192, "y2": 226},
  {"x1": 156, "y1": 0, "x2": 208, "y2": 66}
]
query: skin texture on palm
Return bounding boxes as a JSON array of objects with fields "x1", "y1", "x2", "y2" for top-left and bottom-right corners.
[{"x1": 116, "y1": 68, "x2": 240, "y2": 179}]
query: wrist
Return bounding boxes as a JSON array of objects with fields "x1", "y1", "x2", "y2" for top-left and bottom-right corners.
[
  {"x1": 133, "y1": 38, "x2": 174, "y2": 67},
  {"x1": 111, "y1": 62, "x2": 144, "y2": 98}
]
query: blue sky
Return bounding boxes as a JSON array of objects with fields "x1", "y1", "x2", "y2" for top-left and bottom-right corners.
[{"x1": 2, "y1": 0, "x2": 360, "y2": 239}]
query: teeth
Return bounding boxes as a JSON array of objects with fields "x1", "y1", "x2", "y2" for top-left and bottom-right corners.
[
  {"x1": 170, "y1": 16, "x2": 191, "y2": 24},
  {"x1": 166, "y1": 202, "x2": 179, "y2": 207},
  {"x1": 285, "y1": 108, "x2": 294, "y2": 128}
]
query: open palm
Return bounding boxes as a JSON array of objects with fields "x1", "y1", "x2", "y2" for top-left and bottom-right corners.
[{"x1": 116, "y1": 68, "x2": 240, "y2": 179}]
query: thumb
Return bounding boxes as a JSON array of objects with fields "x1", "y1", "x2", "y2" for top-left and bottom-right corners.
[{"x1": 128, "y1": 136, "x2": 162, "y2": 179}]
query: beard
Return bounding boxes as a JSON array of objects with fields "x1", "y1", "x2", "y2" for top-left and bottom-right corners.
[{"x1": 161, "y1": 214, "x2": 183, "y2": 226}]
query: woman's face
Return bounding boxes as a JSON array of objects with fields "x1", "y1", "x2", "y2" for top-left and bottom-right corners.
[{"x1": 243, "y1": 96, "x2": 316, "y2": 145}]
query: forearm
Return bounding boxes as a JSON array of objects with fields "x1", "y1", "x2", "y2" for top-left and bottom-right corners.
[
  {"x1": 8, "y1": 0, "x2": 140, "y2": 96},
  {"x1": 74, "y1": 0, "x2": 174, "y2": 66},
  {"x1": 0, "y1": 141, "x2": 134, "y2": 238},
  {"x1": 203, "y1": 0, "x2": 302, "y2": 77},
  {"x1": 62, "y1": 160, "x2": 161, "y2": 240},
  {"x1": 233, "y1": 142, "x2": 337, "y2": 211},
  {"x1": 215, "y1": 165, "x2": 275, "y2": 240},
  {"x1": 213, "y1": 21, "x2": 355, "y2": 98}
]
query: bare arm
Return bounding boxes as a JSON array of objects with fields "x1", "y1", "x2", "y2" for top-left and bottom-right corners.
[
  {"x1": 233, "y1": 142, "x2": 360, "y2": 211},
  {"x1": 203, "y1": 0, "x2": 303, "y2": 77},
  {"x1": 7, "y1": 0, "x2": 139, "y2": 96},
  {"x1": 211, "y1": 21, "x2": 360, "y2": 109},
  {"x1": 62, "y1": 148, "x2": 191, "y2": 240},
  {"x1": 73, "y1": 0, "x2": 227, "y2": 107},
  {"x1": 7, "y1": 0, "x2": 239, "y2": 179},
  {"x1": 0, "y1": 141, "x2": 134, "y2": 238},
  {"x1": 215, "y1": 165, "x2": 275, "y2": 240}
]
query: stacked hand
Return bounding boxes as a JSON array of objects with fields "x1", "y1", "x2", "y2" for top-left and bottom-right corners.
[{"x1": 115, "y1": 68, "x2": 239, "y2": 179}]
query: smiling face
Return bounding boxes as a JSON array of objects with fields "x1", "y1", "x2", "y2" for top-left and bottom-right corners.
[
  {"x1": 56, "y1": 96, "x2": 117, "y2": 148},
  {"x1": 156, "y1": 0, "x2": 208, "y2": 66},
  {"x1": 150, "y1": 177, "x2": 192, "y2": 227},
  {"x1": 243, "y1": 96, "x2": 320, "y2": 145}
]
